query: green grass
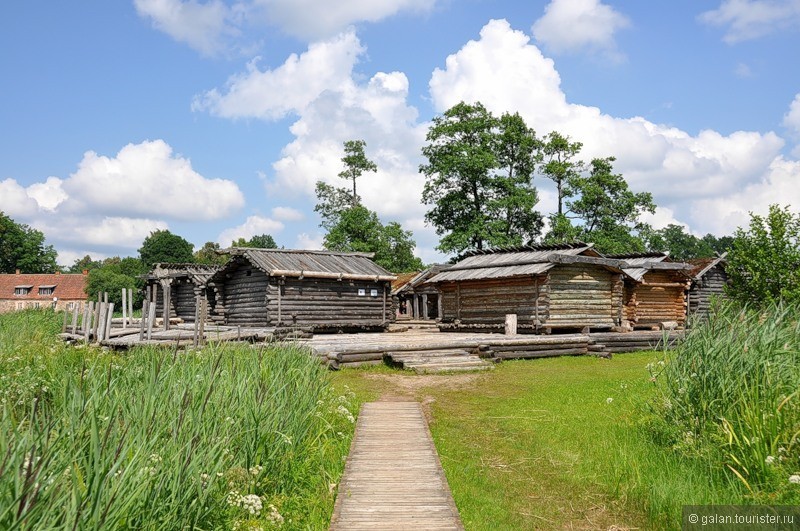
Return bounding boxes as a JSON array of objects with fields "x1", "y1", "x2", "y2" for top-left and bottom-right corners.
[
  {"x1": 333, "y1": 354, "x2": 746, "y2": 529},
  {"x1": 0, "y1": 309, "x2": 358, "y2": 530}
]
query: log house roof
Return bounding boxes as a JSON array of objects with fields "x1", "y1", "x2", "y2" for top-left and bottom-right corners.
[
  {"x1": 147, "y1": 263, "x2": 221, "y2": 286},
  {"x1": 215, "y1": 248, "x2": 397, "y2": 282},
  {"x1": 427, "y1": 244, "x2": 625, "y2": 283},
  {"x1": 687, "y1": 253, "x2": 727, "y2": 280},
  {"x1": 609, "y1": 252, "x2": 693, "y2": 282}
]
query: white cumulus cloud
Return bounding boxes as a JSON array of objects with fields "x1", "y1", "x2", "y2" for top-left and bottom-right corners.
[
  {"x1": 193, "y1": 31, "x2": 363, "y2": 119},
  {"x1": 699, "y1": 0, "x2": 800, "y2": 43},
  {"x1": 532, "y1": 0, "x2": 630, "y2": 59},
  {"x1": 134, "y1": 0, "x2": 241, "y2": 56},
  {"x1": 135, "y1": 0, "x2": 437, "y2": 56},
  {"x1": 217, "y1": 215, "x2": 284, "y2": 246},
  {"x1": 0, "y1": 179, "x2": 41, "y2": 218},
  {"x1": 64, "y1": 140, "x2": 244, "y2": 220}
]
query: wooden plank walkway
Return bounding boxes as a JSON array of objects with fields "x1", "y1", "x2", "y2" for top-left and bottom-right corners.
[{"x1": 330, "y1": 402, "x2": 463, "y2": 530}]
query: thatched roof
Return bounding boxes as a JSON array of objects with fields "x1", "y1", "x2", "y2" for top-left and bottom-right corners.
[{"x1": 215, "y1": 248, "x2": 396, "y2": 282}]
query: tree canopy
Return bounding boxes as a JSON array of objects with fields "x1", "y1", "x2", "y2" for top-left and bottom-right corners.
[
  {"x1": 138, "y1": 230, "x2": 194, "y2": 269},
  {"x1": 194, "y1": 242, "x2": 228, "y2": 265},
  {"x1": 339, "y1": 139, "x2": 377, "y2": 204},
  {"x1": 420, "y1": 101, "x2": 543, "y2": 255},
  {"x1": 323, "y1": 206, "x2": 424, "y2": 273},
  {"x1": 85, "y1": 257, "x2": 146, "y2": 309},
  {"x1": 231, "y1": 234, "x2": 278, "y2": 249},
  {"x1": 726, "y1": 204, "x2": 800, "y2": 307},
  {"x1": 539, "y1": 131, "x2": 583, "y2": 216},
  {"x1": 0, "y1": 212, "x2": 58, "y2": 273},
  {"x1": 544, "y1": 156, "x2": 655, "y2": 254}
]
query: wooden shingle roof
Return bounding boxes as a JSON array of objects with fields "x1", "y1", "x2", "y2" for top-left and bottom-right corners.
[
  {"x1": 216, "y1": 248, "x2": 397, "y2": 281},
  {"x1": 428, "y1": 243, "x2": 625, "y2": 283}
]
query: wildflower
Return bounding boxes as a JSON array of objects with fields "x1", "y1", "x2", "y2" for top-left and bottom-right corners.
[
  {"x1": 249, "y1": 465, "x2": 263, "y2": 476},
  {"x1": 779, "y1": 447, "x2": 787, "y2": 454},
  {"x1": 766, "y1": 456, "x2": 775, "y2": 465},
  {"x1": 678, "y1": 388, "x2": 686, "y2": 395},
  {"x1": 789, "y1": 475, "x2": 800, "y2": 484},
  {"x1": 606, "y1": 397, "x2": 613, "y2": 404},
  {"x1": 216, "y1": 472, "x2": 224, "y2": 477},
  {"x1": 657, "y1": 360, "x2": 665, "y2": 367},
  {"x1": 114, "y1": 468, "x2": 124, "y2": 478},
  {"x1": 240, "y1": 494, "x2": 262, "y2": 515},
  {"x1": 148, "y1": 454, "x2": 162, "y2": 464},
  {"x1": 266, "y1": 504, "x2": 284, "y2": 525},
  {"x1": 336, "y1": 405, "x2": 355, "y2": 423}
]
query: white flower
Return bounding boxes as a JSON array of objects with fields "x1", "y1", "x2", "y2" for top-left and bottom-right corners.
[
  {"x1": 148, "y1": 454, "x2": 162, "y2": 464},
  {"x1": 789, "y1": 475, "x2": 800, "y2": 484},
  {"x1": 766, "y1": 456, "x2": 775, "y2": 465},
  {"x1": 606, "y1": 397, "x2": 613, "y2": 404},
  {"x1": 267, "y1": 504, "x2": 284, "y2": 525},
  {"x1": 249, "y1": 465, "x2": 263, "y2": 476},
  {"x1": 240, "y1": 494, "x2": 262, "y2": 515},
  {"x1": 336, "y1": 405, "x2": 355, "y2": 423}
]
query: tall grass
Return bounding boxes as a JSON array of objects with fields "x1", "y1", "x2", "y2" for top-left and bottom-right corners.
[
  {"x1": 649, "y1": 301, "x2": 800, "y2": 499},
  {"x1": 0, "y1": 309, "x2": 357, "y2": 529}
]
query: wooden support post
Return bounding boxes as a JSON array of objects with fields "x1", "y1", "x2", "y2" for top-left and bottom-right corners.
[
  {"x1": 84, "y1": 302, "x2": 93, "y2": 342},
  {"x1": 456, "y1": 284, "x2": 461, "y2": 321},
  {"x1": 192, "y1": 295, "x2": 200, "y2": 348},
  {"x1": 62, "y1": 308, "x2": 69, "y2": 333},
  {"x1": 382, "y1": 285, "x2": 387, "y2": 324},
  {"x1": 71, "y1": 304, "x2": 79, "y2": 334},
  {"x1": 139, "y1": 299, "x2": 148, "y2": 341},
  {"x1": 128, "y1": 288, "x2": 133, "y2": 327},
  {"x1": 437, "y1": 292, "x2": 443, "y2": 321},
  {"x1": 121, "y1": 288, "x2": 127, "y2": 328},
  {"x1": 198, "y1": 297, "x2": 207, "y2": 346},
  {"x1": 92, "y1": 296, "x2": 102, "y2": 340},
  {"x1": 505, "y1": 314, "x2": 517, "y2": 336},
  {"x1": 105, "y1": 303, "x2": 114, "y2": 340},
  {"x1": 162, "y1": 282, "x2": 171, "y2": 331},
  {"x1": 277, "y1": 277, "x2": 283, "y2": 324},
  {"x1": 421, "y1": 293, "x2": 429, "y2": 320},
  {"x1": 412, "y1": 295, "x2": 418, "y2": 319},
  {"x1": 146, "y1": 302, "x2": 156, "y2": 340}
]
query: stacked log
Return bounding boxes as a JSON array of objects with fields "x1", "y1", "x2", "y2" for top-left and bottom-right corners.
[{"x1": 589, "y1": 330, "x2": 683, "y2": 353}]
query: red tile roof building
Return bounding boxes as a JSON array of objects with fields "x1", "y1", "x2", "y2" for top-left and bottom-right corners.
[{"x1": 0, "y1": 270, "x2": 88, "y2": 313}]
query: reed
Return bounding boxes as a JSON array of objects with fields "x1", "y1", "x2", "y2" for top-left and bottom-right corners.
[{"x1": 0, "y1": 309, "x2": 357, "y2": 529}]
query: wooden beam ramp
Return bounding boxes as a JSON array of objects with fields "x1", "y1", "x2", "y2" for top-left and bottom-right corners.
[{"x1": 330, "y1": 402, "x2": 464, "y2": 531}]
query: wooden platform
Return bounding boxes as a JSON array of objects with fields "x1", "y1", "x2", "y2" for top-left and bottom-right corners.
[
  {"x1": 330, "y1": 402, "x2": 463, "y2": 530},
  {"x1": 385, "y1": 349, "x2": 495, "y2": 373}
]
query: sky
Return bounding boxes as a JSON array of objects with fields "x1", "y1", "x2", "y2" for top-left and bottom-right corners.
[{"x1": 2, "y1": 0, "x2": 800, "y2": 268}]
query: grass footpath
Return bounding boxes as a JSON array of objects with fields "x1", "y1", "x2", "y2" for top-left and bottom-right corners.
[{"x1": 333, "y1": 354, "x2": 745, "y2": 530}]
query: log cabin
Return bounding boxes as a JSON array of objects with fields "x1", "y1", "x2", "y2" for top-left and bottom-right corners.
[
  {"x1": 611, "y1": 253, "x2": 693, "y2": 329},
  {"x1": 391, "y1": 266, "x2": 443, "y2": 321},
  {"x1": 687, "y1": 254, "x2": 728, "y2": 320},
  {"x1": 145, "y1": 263, "x2": 221, "y2": 322},
  {"x1": 208, "y1": 248, "x2": 396, "y2": 331},
  {"x1": 426, "y1": 243, "x2": 628, "y2": 333}
]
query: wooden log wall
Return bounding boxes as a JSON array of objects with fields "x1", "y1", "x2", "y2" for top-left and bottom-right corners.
[
  {"x1": 438, "y1": 276, "x2": 547, "y2": 328},
  {"x1": 545, "y1": 265, "x2": 618, "y2": 328},
  {"x1": 220, "y1": 266, "x2": 270, "y2": 327},
  {"x1": 625, "y1": 271, "x2": 688, "y2": 326},
  {"x1": 688, "y1": 266, "x2": 728, "y2": 318},
  {"x1": 266, "y1": 277, "x2": 393, "y2": 329},
  {"x1": 173, "y1": 280, "x2": 197, "y2": 320}
]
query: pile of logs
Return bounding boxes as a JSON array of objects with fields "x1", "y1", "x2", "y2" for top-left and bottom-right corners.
[{"x1": 588, "y1": 330, "x2": 683, "y2": 354}]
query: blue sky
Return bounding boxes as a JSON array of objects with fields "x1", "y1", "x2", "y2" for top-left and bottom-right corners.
[{"x1": 2, "y1": 0, "x2": 800, "y2": 267}]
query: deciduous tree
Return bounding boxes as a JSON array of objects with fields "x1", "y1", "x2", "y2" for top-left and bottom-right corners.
[
  {"x1": 0, "y1": 212, "x2": 58, "y2": 273},
  {"x1": 339, "y1": 139, "x2": 377, "y2": 205},
  {"x1": 420, "y1": 101, "x2": 543, "y2": 255},
  {"x1": 138, "y1": 230, "x2": 194, "y2": 268},
  {"x1": 726, "y1": 204, "x2": 800, "y2": 307}
]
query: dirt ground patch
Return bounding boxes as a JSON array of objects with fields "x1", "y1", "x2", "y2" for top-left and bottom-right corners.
[{"x1": 361, "y1": 371, "x2": 489, "y2": 421}]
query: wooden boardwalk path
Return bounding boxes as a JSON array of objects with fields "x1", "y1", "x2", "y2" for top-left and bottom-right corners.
[{"x1": 330, "y1": 402, "x2": 463, "y2": 530}]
